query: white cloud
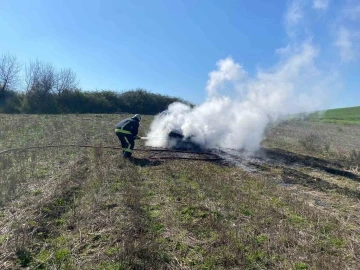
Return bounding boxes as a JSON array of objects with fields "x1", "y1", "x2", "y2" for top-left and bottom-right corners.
[
  {"x1": 335, "y1": 27, "x2": 355, "y2": 62},
  {"x1": 313, "y1": 0, "x2": 329, "y2": 10}
]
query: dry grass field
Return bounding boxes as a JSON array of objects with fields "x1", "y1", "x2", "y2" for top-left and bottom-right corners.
[{"x1": 0, "y1": 114, "x2": 359, "y2": 269}]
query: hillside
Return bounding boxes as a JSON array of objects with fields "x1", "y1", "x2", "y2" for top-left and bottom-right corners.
[
  {"x1": 0, "y1": 114, "x2": 359, "y2": 269},
  {"x1": 308, "y1": 106, "x2": 360, "y2": 124}
]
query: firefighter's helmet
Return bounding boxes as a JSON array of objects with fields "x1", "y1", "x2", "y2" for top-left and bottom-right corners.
[{"x1": 132, "y1": 114, "x2": 141, "y2": 122}]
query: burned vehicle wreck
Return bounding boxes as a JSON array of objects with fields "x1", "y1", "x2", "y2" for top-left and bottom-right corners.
[
  {"x1": 166, "y1": 128, "x2": 204, "y2": 151},
  {"x1": 145, "y1": 108, "x2": 206, "y2": 151},
  {"x1": 158, "y1": 110, "x2": 204, "y2": 150},
  {"x1": 162, "y1": 128, "x2": 198, "y2": 150}
]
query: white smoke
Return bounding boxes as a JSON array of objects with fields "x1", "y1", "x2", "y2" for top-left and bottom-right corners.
[
  {"x1": 145, "y1": 0, "x2": 352, "y2": 151},
  {"x1": 146, "y1": 42, "x2": 337, "y2": 151}
]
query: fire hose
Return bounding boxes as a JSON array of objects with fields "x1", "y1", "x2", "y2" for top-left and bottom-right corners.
[{"x1": 0, "y1": 144, "x2": 222, "y2": 161}]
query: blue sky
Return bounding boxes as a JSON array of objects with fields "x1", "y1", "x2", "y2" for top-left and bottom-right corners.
[{"x1": 0, "y1": 0, "x2": 359, "y2": 108}]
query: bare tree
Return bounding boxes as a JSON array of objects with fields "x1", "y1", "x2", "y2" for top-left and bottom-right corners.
[
  {"x1": 25, "y1": 59, "x2": 55, "y2": 95},
  {"x1": 0, "y1": 53, "x2": 21, "y2": 96},
  {"x1": 40, "y1": 63, "x2": 55, "y2": 94},
  {"x1": 25, "y1": 59, "x2": 42, "y2": 93},
  {"x1": 24, "y1": 59, "x2": 58, "y2": 113},
  {"x1": 55, "y1": 68, "x2": 78, "y2": 95},
  {"x1": 24, "y1": 59, "x2": 80, "y2": 112}
]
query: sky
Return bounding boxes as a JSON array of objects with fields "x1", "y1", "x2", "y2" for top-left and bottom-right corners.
[{"x1": 0, "y1": 0, "x2": 359, "y2": 109}]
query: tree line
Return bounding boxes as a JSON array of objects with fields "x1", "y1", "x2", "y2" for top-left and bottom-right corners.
[{"x1": 0, "y1": 53, "x2": 190, "y2": 114}]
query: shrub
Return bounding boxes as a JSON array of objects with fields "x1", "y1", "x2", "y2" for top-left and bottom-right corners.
[{"x1": 0, "y1": 88, "x2": 191, "y2": 115}]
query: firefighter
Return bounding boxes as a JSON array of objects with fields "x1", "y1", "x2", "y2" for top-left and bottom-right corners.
[{"x1": 115, "y1": 114, "x2": 141, "y2": 158}]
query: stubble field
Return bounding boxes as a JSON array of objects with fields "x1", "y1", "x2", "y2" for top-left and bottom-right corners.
[{"x1": 0, "y1": 114, "x2": 359, "y2": 269}]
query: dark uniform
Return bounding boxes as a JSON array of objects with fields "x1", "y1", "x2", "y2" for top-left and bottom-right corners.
[{"x1": 115, "y1": 115, "x2": 140, "y2": 158}]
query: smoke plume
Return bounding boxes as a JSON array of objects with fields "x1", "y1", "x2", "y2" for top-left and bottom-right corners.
[
  {"x1": 145, "y1": 42, "x2": 337, "y2": 151},
  {"x1": 145, "y1": 0, "x2": 356, "y2": 151}
]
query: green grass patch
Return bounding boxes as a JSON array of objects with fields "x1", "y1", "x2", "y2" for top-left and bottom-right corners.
[{"x1": 309, "y1": 106, "x2": 360, "y2": 124}]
